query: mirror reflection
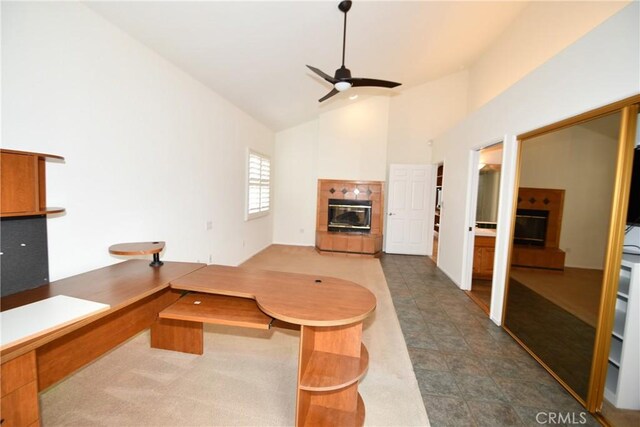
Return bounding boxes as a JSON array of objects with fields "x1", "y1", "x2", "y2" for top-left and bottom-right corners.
[
  {"x1": 504, "y1": 112, "x2": 621, "y2": 402},
  {"x1": 476, "y1": 164, "x2": 501, "y2": 224}
]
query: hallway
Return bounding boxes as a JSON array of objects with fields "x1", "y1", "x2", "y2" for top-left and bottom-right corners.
[{"x1": 379, "y1": 253, "x2": 598, "y2": 427}]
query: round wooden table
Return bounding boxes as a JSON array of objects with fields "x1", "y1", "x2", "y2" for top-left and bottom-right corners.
[{"x1": 108, "y1": 241, "x2": 165, "y2": 267}]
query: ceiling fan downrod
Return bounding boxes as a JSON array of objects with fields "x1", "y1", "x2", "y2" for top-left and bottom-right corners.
[{"x1": 339, "y1": 0, "x2": 352, "y2": 68}]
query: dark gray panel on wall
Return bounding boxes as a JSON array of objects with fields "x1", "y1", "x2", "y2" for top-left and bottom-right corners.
[{"x1": 1, "y1": 216, "x2": 49, "y2": 297}]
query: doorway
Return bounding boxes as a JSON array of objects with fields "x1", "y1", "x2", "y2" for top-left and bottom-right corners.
[
  {"x1": 431, "y1": 163, "x2": 443, "y2": 262},
  {"x1": 385, "y1": 164, "x2": 434, "y2": 255},
  {"x1": 466, "y1": 143, "x2": 503, "y2": 314}
]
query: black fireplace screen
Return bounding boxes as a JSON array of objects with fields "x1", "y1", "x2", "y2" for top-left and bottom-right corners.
[
  {"x1": 328, "y1": 199, "x2": 372, "y2": 233},
  {"x1": 514, "y1": 209, "x2": 549, "y2": 246}
]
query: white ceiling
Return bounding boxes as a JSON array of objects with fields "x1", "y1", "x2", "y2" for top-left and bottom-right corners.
[{"x1": 86, "y1": 1, "x2": 528, "y2": 131}]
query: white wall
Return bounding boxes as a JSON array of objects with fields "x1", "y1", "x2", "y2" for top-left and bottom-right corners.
[
  {"x1": 519, "y1": 124, "x2": 618, "y2": 269},
  {"x1": 317, "y1": 96, "x2": 390, "y2": 181},
  {"x1": 387, "y1": 71, "x2": 469, "y2": 165},
  {"x1": 2, "y1": 2, "x2": 274, "y2": 280},
  {"x1": 432, "y1": 2, "x2": 639, "y2": 324},
  {"x1": 467, "y1": 1, "x2": 629, "y2": 112},
  {"x1": 273, "y1": 71, "x2": 471, "y2": 247},
  {"x1": 273, "y1": 120, "x2": 318, "y2": 246},
  {"x1": 273, "y1": 96, "x2": 389, "y2": 246}
]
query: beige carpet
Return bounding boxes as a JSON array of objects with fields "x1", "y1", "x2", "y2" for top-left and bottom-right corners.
[
  {"x1": 510, "y1": 267, "x2": 603, "y2": 327},
  {"x1": 41, "y1": 245, "x2": 429, "y2": 426}
]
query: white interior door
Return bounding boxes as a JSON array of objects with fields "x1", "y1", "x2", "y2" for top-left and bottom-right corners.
[{"x1": 385, "y1": 164, "x2": 434, "y2": 255}]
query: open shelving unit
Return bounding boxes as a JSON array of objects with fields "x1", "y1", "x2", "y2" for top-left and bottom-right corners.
[
  {"x1": 604, "y1": 253, "x2": 640, "y2": 410},
  {"x1": 434, "y1": 164, "x2": 443, "y2": 233},
  {"x1": 297, "y1": 323, "x2": 368, "y2": 427},
  {"x1": 1, "y1": 149, "x2": 65, "y2": 218},
  {"x1": 1, "y1": 148, "x2": 66, "y2": 298}
]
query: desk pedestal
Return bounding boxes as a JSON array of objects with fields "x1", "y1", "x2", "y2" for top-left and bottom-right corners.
[
  {"x1": 297, "y1": 323, "x2": 367, "y2": 426},
  {"x1": 152, "y1": 294, "x2": 368, "y2": 427}
]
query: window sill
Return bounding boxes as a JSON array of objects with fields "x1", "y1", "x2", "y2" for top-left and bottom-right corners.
[{"x1": 246, "y1": 211, "x2": 270, "y2": 221}]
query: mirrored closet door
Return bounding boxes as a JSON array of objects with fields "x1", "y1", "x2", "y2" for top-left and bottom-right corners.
[{"x1": 502, "y1": 97, "x2": 639, "y2": 426}]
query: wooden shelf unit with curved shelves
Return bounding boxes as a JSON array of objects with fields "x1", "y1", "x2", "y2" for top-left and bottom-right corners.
[
  {"x1": 297, "y1": 323, "x2": 368, "y2": 426},
  {"x1": 303, "y1": 392, "x2": 365, "y2": 427}
]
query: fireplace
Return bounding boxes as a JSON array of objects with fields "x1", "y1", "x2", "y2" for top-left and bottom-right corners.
[
  {"x1": 514, "y1": 209, "x2": 549, "y2": 246},
  {"x1": 328, "y1": 199, "x2": 372, "y2": 233},
  {"x1": 511, "y1": 188, "x2": 565, "y2": 269}
]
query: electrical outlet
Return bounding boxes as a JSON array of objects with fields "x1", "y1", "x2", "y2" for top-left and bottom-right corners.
[
  {"x1": 299, "y1": 228, "x2": 305, "y2": 234},
  {"x1": 206, "y1": 220, "x2": 213, "y2": 230},
  {"x1": 209, "y1": 254, "x2": 213, "y2": 263}
]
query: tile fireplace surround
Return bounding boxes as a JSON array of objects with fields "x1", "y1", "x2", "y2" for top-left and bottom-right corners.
[{"x1": 315, "y1": 179, "x2": 384, "y2": 257}]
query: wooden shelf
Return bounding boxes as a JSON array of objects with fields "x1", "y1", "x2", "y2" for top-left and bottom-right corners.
[
  {"x1": 109, "y1": 241, "x2": 165, "y2": 256},
  {"x1": 0, "y1": 149, "x2": 63, "y2": 161},
  {"x1": 303, "y1": 393, "x2": 365, "y2": 427},
  {"x1": 159, "y1": 293, "x2": 273, "y2": 330},
  {"x1": 299, "y1": 344, "x2": 368, "y2": 391},
  {"x1": 0, "y1": 207, "x2": 65, "y2": 218},
  {"x1": 1, "y1": 149, "x2": 64, "y2": 218},
  {"x1": 612, "y1": 308, "x2": 626, "y2": 340}
]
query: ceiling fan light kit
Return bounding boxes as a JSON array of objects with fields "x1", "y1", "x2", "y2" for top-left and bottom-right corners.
[
  {"x1": 307, "y1": 0, "x2": 401, "y2": 102},
  {"x1": 335, "y1": 81, "x2": 352, "y2": 92}
]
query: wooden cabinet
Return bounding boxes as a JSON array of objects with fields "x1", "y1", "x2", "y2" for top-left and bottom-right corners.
[
  {"x1": 315, "y1": 231, "x2": 382, "y2": 256},
  {"x1": 1, "y1": 351, "x2": 39, "y2": 427},
  {"x1": 510, "y1": 246, "x2": 565, "y2": 270},
  {"x1": 0, "y1": 149, "x2": 64, "y2": 217},
  {"x1": 472, "y1": 236, "x2": 495, "y2": 279}
]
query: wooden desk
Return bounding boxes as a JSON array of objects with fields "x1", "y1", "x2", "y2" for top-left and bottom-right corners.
[
  {"x1": 0, "y1": 260, "x2": 206, "y2": 426},
  {"x1": 0, "y1": 261, "x2": 376, "y2": 427},
  {"x1": 153, "y1": 265, "x2": 377, "y2": 426}
]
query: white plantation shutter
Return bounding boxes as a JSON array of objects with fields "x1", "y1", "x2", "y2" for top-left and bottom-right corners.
[{"x1": 247, "y1": 151, "x2": 270, "y2": 219}]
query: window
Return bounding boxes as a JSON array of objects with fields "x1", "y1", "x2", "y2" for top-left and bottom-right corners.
[{"x1": 246, "y1": 150, "x2": 270, "y2": 220}]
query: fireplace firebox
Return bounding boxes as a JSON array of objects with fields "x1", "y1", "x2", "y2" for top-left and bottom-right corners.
[
  {"x1": 514, "y1": 209, "x2": 549, "y2": 246},
  {"x1": 328, "y1": 199, "x2": 372, "y2": 233}
]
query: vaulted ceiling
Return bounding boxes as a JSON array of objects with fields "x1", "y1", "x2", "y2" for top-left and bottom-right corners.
[{"x1": 87, "y1": 1, "x2": 528, "y2": 131}]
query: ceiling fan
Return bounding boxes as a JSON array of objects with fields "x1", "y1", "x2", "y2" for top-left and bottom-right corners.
[{"x1": 307, "y1": 0, "x2": 401, "y2": 102}]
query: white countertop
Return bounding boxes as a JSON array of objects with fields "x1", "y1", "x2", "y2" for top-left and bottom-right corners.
[
  {"x1": 475, "y1": 228, "x2": 497, "y2": 237},
  {"x1": 0, "y1": 295, "x2": 110, "y2": 350}
]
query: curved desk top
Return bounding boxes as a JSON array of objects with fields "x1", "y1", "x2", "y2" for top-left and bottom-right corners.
[{"x1": 170, "y1": 265, "x2": 377, "y2": 327}]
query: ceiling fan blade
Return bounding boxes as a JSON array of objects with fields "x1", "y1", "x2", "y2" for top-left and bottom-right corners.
[
  {"x1": 319, "y1": 88, "x2": 339, "y2": 102},
  {"x1": 307, "y1": 65, "x2": 338, "y2": 83},
  {"x1": 349, "y1": 78, "x2": 401, "y2": 89}
]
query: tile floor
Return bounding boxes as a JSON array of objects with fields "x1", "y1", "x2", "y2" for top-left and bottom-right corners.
[{"x1": 379, "y1": 253, "x2": 600, "y2": 427}]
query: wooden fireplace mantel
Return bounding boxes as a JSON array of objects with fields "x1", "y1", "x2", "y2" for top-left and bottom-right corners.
[
  {"x1": 315, "y1": 180, "x2": 384, "y2": 257},
  {"x1": 512, "y1": 187, "x2": 566, "y2": 270}
]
